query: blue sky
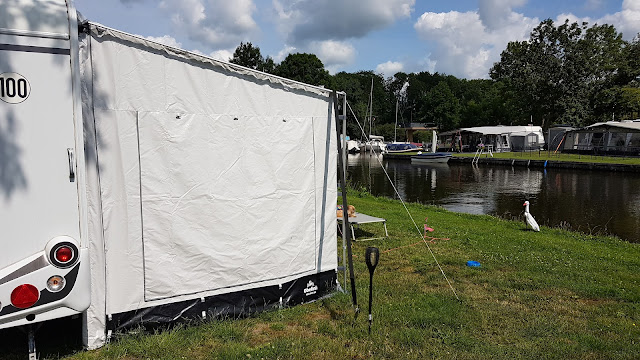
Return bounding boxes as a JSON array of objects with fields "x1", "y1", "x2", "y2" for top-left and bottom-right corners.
[{"x1": 74, "y1": 0, "x2": 640, "y2": 79}]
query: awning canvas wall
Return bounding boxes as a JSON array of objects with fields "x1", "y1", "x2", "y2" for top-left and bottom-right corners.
[
  {"x1": 562, "y1": 120, "x2": 640, "y2": 154},
  {"x1": 438, "y1": 125, "x2": 545, "y2": 152},
  {"x1": 80, "y1": 24, "x2": 338, "y2": 349}
]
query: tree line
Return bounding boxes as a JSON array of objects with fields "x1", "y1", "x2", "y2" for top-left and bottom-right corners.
[{"x1": 230, "y1": 19, "x2": 640, "y2": 141}]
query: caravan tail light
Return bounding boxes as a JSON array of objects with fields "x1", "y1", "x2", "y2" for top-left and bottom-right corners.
[
  {"x1": 49, "y1": 242, "x2": 78, "y2": 268},
  {"x1": 11, "y1": 284, "x2": 39, "y2": 309},
  {"x1": 55, "y1": 246, "x2": 73, "y2": 263}
]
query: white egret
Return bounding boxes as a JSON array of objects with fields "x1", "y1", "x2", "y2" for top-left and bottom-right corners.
[{"x1": 523, "y1": 201, "x2": 540, "y2": 232}]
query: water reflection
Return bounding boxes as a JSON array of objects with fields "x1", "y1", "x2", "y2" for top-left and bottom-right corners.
[{"x1": 347, "y1": 154, "x2": 640, "y2": 243}]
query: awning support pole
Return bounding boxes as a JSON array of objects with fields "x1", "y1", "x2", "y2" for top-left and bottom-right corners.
[
  {"x1": 333, "y1": 90, "x2": 358, "y2": 312},
  {"x1": 342, "y1": 94, "x2": 348, "y2": 290},
  {"x1": 28, "y1": 325, "x2": 37, "y2": 360}
]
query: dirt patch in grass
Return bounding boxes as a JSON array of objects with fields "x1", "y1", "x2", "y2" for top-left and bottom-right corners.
[
  {"x1": 248, "y1": 322, "x2": 316, "y2": 347},
  {"x1": 305, "y1": 312, "x2": 332, "y2": 322}
]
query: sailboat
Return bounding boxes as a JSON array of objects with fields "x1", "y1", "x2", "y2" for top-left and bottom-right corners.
[
  {"x1": 363, "y1": 77, "x2": 386, "y2": 153},
  {"x1": 385, "y1": 98, "x2": 422, "y2": 153}
]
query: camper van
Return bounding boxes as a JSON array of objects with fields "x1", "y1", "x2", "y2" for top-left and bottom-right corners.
[{"x1": 1, "y1": 0, "x2": 340, "y2": 352}]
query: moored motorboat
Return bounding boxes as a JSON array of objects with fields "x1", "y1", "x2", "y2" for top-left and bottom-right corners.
[
  {"x1": 364, "y1": 135, "x2": 386, "y2": 152},
  {"x1": 410, "y1": 152, "x2": 452, "y2": 164},
  {"x1": 385, "y1": 142, "x2": 423, "y2": 153},
  {"x1": 347, "y1": 140, "x2": 361, "y2": 153},
  {"x1": 340, "y1": 135, "x2": 361, "y2": 153}
]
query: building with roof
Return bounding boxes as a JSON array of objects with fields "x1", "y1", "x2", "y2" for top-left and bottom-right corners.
[
  {"x1": 397, "y1": 122, "x2": 438, "y2": 142},
  {"x1": 437, "y1": 125, "x2": 546, "y2": 152}
]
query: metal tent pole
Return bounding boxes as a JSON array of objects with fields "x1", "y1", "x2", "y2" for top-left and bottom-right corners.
[
  {"x1": 28, "y1": 325, "x2": 37, "y2": 360},
  {"x1": 342, "y1": 94, "x2": 348, "y2": 289},
  {"x1": 333, "y1": 90, "x2": 358, "y2": 311}
]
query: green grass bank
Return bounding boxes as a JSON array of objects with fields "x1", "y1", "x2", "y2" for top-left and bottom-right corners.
[
  {"x1": 384, "y1": 151, "x2": 640, "y2": 171},
  {"x1": 52, "y1": 193, "x2": 640, "y2": 359},
  {"x1": 452, "y1": 151, "x2": 640, "y2": 165},
  {"x1": 385, "y1": 150, "x2": 640, "y2": 165}
]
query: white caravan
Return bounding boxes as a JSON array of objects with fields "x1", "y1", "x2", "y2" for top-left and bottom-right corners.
[{"x1": 0, "y1": 0, "x2": 340, "y2": 352}]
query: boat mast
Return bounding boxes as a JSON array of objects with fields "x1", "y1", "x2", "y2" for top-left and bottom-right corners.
[
  {"x1": 394, "y1": 99, "x2": 398, "y2": 143},
  {"x1": 368, "y1": 77, "x2": 373, "y2": 140}
]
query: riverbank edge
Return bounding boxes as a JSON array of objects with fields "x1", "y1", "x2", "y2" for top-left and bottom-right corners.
[
  {"x1": 451, "y1": 156, "x2": 640, "y2": 172},
  {"x1": 383, "y1": 153, "x2": 640, "y2": 172}
]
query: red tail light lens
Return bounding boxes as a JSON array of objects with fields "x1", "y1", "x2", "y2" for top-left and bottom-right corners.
[
  {"x1": 11, "y1": 284, "x2": 40, "y2": 309},
  {"x1": 49, "y1": 241, "x2": 79, "y2": 268},
  {"x1": 55, "y1": 246, "x2": 73, "y2": 263}
]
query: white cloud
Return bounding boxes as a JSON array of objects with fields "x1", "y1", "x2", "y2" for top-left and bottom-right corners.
[
  {"x1": 623, "y1": 0, "x2": 640, "y2": 12},
  {"x1": 555, "y1": 13, "x2": 590, "y2": 25},
  {"x1": 274, "y1": 45, "x2": 297, "y2": 63},
  {"x1": 414, "y1": 7, "x2": 538, "y2": 79},
  {"x1": 273, "y1": 0, "x2": 415, "y2": 45},
  {"x1": 273, "y1": 41, "x2": 355, "y2": 74},
  {"x1": 376, "y1": 61, "x2": 404, "y2": 77},
  {"x1": 597, "y1": 0, "x2": 640, "y2": 39},
  {"x1": 209, "y1": 49, "x2": 234, "y2": 62},
  {"x1": 157, "y1": 0, "x2": 258, "y2": 48},
  {"x1": 478, "y1": 0, "x2": 527, "y2": 31},
  {"x1": 143, "y1": 35, "x2": 182, "y2": 48},
  {"x1": 556, "y1": 1, "x2": 640, "y2": 40},
  {"x1": 413, "y1": 0, "x2": 640, "y2": 79},
  {"x1": 310, "y1": 40, "x2": 356, "y2": 74},
  {"x1": 419, "y1": 55, "x2": 437, "y2": 74}
]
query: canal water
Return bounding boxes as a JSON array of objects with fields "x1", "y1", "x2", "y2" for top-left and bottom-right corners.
[{"x1": 346, "y1": 153, "x2": 640, "y2": 243}]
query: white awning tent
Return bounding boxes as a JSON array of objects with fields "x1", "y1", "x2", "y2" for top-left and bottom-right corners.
[
  {"x1": 584, "y1": 120, "x2": 640, "y2": 132},
  {"x1": 79, "y1": 23, "x2": 339, "y2": 348},
  {"x1": 563, "y1": 120, "x2": 640, "y2": 154},
  {"x1": 439, "y1": 125, "x2": 545, "y2": 152}
]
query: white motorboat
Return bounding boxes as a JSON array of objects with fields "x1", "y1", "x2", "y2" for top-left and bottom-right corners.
[
  {"x1": 410, "y1": 152, "x2": 452, "y2": 164},
  {"x1": 364, "y1": 135, "x2": 386, "y2": 152}
]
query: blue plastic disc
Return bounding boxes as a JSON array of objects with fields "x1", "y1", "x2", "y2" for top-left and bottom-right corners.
[{"x1": 466, "y1": 260, "x2": 481, "y2": 267}]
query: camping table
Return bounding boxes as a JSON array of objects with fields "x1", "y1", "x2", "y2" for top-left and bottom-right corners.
[{"x1": 338, "y1": 212, "x2": 389, "y2": 241}]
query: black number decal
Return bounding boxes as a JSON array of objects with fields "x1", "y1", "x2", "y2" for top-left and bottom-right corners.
[
  {"x1": 17, "y1": 78, "x2": 27, "y2": 98},
  {"x1": 6, "y1": 78, "x2": 15, "y2": 97},
  {"x1": 0, "y1": 73, "x2": 30, "y2": 104}
]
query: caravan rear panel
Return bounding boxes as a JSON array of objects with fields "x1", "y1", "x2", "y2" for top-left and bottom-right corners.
[{"x1": 0, "y1": 0, "x2": 90, "y2": 329}]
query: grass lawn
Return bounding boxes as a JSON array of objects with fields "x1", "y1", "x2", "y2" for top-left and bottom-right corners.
[{"x1": 41, "y1": 193, "x2": 640, "y2": 359}]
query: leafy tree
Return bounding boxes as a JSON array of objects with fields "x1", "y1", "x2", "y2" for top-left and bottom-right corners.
[
  {"x1": 459, "y1": 80, "x2": 517, "y2": 127},
  {"x1": 229, "y1": 42, "x2": 276, "y2": 74},
  {"x1": 331, "y1": 72, "x2": 372, "y2": 139},
  {"x1": 260, "y1": 56, "x2": 276, "y2": 73},
  {"x1": 621, "y1": 36, "x2": 640, "y2": 85},
  {"x1": 594, "y1": 87, "x2": 640, "y2": 120},
  {"x1": 374, "y1": 123, "x2": 403, "y2": 142},
  {"x1": 230, "y1": 42, "x2": 263, "y2": 69},
  {"x1": 330, "y1": 71, "x2": 390, "y2": 138},
  {"x1": 420, "y1": 81, "x2": 461, "y2": 131},
  {"x1": 491, "y1": 19, "x2": 632, "y2": 127},
  {"x1": 619, "y1": 87, "x2": 640, "y2": 119},
  {"x1": 384, "y1": 72, "x2": 409, "y2": 122},
  {"x1": 276, "y1": 53, "x2": 330, "y2": 87}
]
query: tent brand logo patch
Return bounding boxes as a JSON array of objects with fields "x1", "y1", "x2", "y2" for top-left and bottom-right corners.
[
  {"x1": 304, "y1": 281, "x2": 318, "y2": 296},
  {"x1": 0, "y1": 73, "x2": 30, "y2": 104}
]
